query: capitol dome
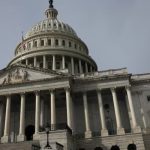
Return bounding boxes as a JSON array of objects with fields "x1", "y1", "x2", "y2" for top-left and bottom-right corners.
[{"x1": 8, "y1": 2, "x2": 97, "y2": 75}]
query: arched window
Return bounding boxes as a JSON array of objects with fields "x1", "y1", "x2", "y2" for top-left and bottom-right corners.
[
  {"x1": 62, "y1": 40, "x2": 65, "y2": 46},
  {"x1": 111, "y1": 145, "x2": 120, "y2": 150},
  {"x1": 127, "y1": 144, "x2": 136, "y2": 150},
  {"x1": 94, "y1": 147, "x2": 103, "y2": 150}
]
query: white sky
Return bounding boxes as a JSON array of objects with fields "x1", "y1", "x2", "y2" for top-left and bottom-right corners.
[{"x1": 0, "y1": 0, "x2": 150, "y2": 74}]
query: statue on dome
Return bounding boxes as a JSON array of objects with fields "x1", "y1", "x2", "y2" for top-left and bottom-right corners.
[{"x1": 49, "y1": 0, "x2": 54, "y2": 8}]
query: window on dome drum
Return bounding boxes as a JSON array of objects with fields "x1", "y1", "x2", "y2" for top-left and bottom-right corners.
[
  {"x1": 69, "y1": 41, "x2": 72, "y2": 47},
  {"x1": 62, "y1": 40, "x2": 65, "y2": 46},
  {"x1": 48, "y1": 39, "x2": 51, "y2": 46},
  {"x1": 147, "y1": 96, "x2": 150, "y2": 102},
  {"x1": 34, "y1": 41, "x2": 37, "y2": 47},
  {"x1": 74, "y1": 43, "x2": 77, "y2": 49},
  {"x1": 28, "y1": 43, "x2": 31, "y2": 49},
  {"x1": 55, "y1": 39, "x2": 59, "y2": 46},
  {"x1": 41, "y1": 40, "x2": 44, "y2": 46}
]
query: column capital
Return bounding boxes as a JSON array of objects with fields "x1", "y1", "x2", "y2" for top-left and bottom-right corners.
[
  {"x1": 35, "y1": 91, "x2": 40, "y2": 96},
  {"x1": 6, "y1": 94, "x2": 11, "y2": 97},
  {"x1": 64, "y1": 87, "x2": 71, "y2": 92},
  {"x1": 111, "y1": 87, "x2": 117, "y2": 92},
  {"x1": 49, "y1": 89, "x2": 55, "y2": 93},
  {"x1": 20, "y1": 92, "x2": 26, "y2": 96},
  {"x1": 125, "y1": 85, "x2": 131, "y2": 90},
  {"x1": 82, "y1": 91, "x2": 87, "y2": 95},
  {"x1": 96, "y1": 88, "x2": 103, "y2": 93}
]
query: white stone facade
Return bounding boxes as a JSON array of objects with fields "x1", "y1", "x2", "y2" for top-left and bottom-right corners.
[{"x1": 0, "y1": 2, "x2": 150, "y2": 150}]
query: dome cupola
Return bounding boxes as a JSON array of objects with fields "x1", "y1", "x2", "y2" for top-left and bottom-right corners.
[{"x1": 45, "y1": 0, "x2": 58, "y2": 19}]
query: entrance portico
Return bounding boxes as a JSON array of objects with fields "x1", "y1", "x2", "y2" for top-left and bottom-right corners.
[{"x1": 0, "y1": 68, "x2": 141, "y2": 143}]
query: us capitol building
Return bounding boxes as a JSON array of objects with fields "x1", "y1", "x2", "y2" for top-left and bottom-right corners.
[{"x1": 0, "y1": 1, "x2": 150, "y2": 150}]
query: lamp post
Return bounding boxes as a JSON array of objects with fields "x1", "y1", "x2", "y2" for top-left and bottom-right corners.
[{"x1": 44, "y1": 123, "x2": 52, "y2": 149}]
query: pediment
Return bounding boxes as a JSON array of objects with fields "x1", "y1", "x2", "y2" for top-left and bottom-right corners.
[{"x1": 0, "y1": 66, "x2": 66, "y2": 85}]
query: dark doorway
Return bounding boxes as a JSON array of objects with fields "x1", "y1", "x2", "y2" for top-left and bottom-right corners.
[
  {"x1": 25, "y1": 125, "x2": 35, "y2": 141},
  {"x1": 95, "y1": 147, "x2": 103, "y2": 150},
  {"x1": 128, "y1": 144, "x2": 137, "y2": 150},
  {"x1": 111, "y1": 145, "x2": 120, "y2": 150}
]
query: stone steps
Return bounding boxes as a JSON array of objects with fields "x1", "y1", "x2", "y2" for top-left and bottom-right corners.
[{"x1": 0, "y1": 141, "x2": 40, "y2": 150}]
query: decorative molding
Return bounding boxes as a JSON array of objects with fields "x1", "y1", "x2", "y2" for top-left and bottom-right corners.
[{"x1": 2, "y1": 69, "x2": 29, "y2": 85}]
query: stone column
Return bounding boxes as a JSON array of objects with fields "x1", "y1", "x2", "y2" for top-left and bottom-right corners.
[
  {"x1": 50, "y1": 90, "x2": 56, "y2": 130},
  {"x1": 83, "y1": 92, "x2": 92, "y2": 138},
  {"x1": 17, "y1": 93, "x2": 26, "y2": 142},
  {"x1": 65, "y1": 88, "x2": 72, "y2": 129},
  {"x1": 51, "y1": 38, "x2": 55, "y2": 47},
  {"x1": 1, "y1": 95, "x2": 11, "y2": 143},
  {"x1": 71, "y1": 57, "x2": 75, "y2": 75},
  {"x1": 126, "y1": 86, "x2": 141, "y2": 133},
  {"x1": 43, "y1": 55, "x2": 46, "y2": 69},
  {"x1": 52, "y1": 55, "x2": 56, "y2": 70},
  {"x1": 34, "y1": 57, "x2": 37, "y2": 67},
  {"x1": 40, "y1": 99, "x2": 44, "y2": 128},
  {"x1": 97, "y1": 90, "x2": 108, "y2": 136},
  {"x1": 85, "y1": 62, "x2": 88, "y2": 74},
  {"x1": 0, "y1": 102, "x2": 4, "y2": 138},
  {"x1": 44, "y1": 38, "x2": 48, "y2": 46},
  {"x1": 34, "y1": 91, "x2": 40, "y2": 138},
  {"x1": 37, "y1": 39, "x2": 40, "y2": 47},
  {"x1": 62, "y1": 56, "x2": 65, "y2": 70},
  {"x1": 111, "y1": 88, "x2": 125, "y2": 135},
  {"x1": 79, "y1": 60, "x2": 83, "y2": 74}
]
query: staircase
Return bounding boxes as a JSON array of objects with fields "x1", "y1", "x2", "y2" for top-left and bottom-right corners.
[{"x1": 0, "y1": 141, "x2": 40, "y2": 150}]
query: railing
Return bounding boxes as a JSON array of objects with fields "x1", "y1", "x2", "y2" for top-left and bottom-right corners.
[{"x1": 39, "y1": 123, "x2": 72, "y2": 134}]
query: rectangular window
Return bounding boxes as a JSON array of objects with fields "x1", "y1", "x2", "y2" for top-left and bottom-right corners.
[
  {"x1": 48, "y1": 39, "x2": 51, "y2": 46},
  {"x1": 41, "y1": 40, "x2": 44, "y2": 46}
]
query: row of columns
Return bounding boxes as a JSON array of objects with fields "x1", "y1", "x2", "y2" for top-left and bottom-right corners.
[
  {"x1": 83, "y1": 86, "x2": 141, "y2": 138},
  {"x1": 0, "y1": 86, "x2": 141, "y2": 143},
  {"x1": 1, "y1": 88, "x2": 73, "y2": 143},
  {"x1": 25, "y1": 55, "x2": 94, "y2": 74},
  {"x1": 19, "y1": 38, "x2": 85, "y2": 52}
]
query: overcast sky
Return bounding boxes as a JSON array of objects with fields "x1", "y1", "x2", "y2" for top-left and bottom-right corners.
[{"x1": 0, "y1": 0, "x2": 150, "y2": 74}]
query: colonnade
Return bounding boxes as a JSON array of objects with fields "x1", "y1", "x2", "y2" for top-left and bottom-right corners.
[
  {"x1": 0, "y1": 86, "x2": 141, "y2": 143},
  {"x1": 16, "y1": 36, "x2": 87, "y2": 56},
  {"x1": 24, "y1": 55, "x2": 94, "y2": 74},
  {"x1": 82, "y1": 86, "x2": 141, "y2": 138},
  {"x1": 0, "y1": 88, "x2": 73, "y2": 143}
]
